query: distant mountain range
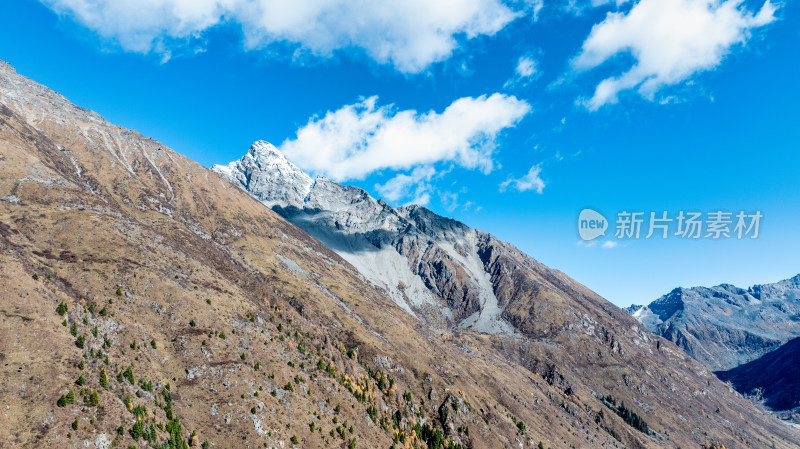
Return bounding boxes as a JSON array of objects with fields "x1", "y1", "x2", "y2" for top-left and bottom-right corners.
[
  {"x1": 627, "y1": 275, "x2": 800, "y2": 423},
  {"x1": 625, "y1": 275, "x2": 800, "y2": 372}
]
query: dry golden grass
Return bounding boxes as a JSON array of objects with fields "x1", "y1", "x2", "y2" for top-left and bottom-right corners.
[{"x1": 0, "y1": 61, "x2": 797, "y2": 449}]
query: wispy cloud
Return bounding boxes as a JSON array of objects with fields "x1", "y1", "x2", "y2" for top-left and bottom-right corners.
[
  {"x1": 375, "y1": 166, "x2": 437, "y2": 206},
  {"x1": 441, "y1": 191, "x2": 460, "y2": 212},
  {"x1": 516, "y1": 56, "x2": 538, "y2": 79},
  {"x1": 578, "y1": 239, "x2": 620, "y2": 248},
  {"x1": 505, "y1": 54, "x2": 541, "y2": 87},
  {"x1": 518, "y1": 0, "x2": 545, "y2": 20},
  {"x1": 573, "y1": 0, "x2": 777, "y2": 110},
  {"x1": 42, "y1": 0, "x2": 524, "y2": 72},
  {"x1": 500, "y1": 164, "x2": 545, "y2": 193},
  {"x1": 279, "y1": 94, "x2": 530, "y2": 181}
]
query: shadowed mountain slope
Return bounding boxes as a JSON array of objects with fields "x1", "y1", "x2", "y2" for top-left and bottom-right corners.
[{"x1": 715, "y1": 337, "x2": 800, "y2": 414}]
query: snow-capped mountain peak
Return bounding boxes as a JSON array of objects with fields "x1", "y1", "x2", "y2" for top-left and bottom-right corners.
[
  {"x1": 248, "y1": 139, "x2": 280, "y2": 158},
  {"x1": 213, "y1": 142, "x2": 525, "y2": 335},
  {"x1": 211, "y1": 141, "x2": 313, "y2": 208}
]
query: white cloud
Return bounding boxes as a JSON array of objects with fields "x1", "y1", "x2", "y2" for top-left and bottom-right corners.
[
  {"x1": 441, "y1": 191, "x2": 460, "y2": 212},
  {"x1": 500, "y1": 164, "x2": 545, "y2": 193},
  {"x1": 505, "y1": 54, "x2": 541, "y2": 87},
  {"x1": 375, "y1": 166, "x2": 436, "y2": 206},
  {"x1": 279, "y1": 94, "x2": 530, "y2": 181},
  {"x1": 517, "y1": 0, "x2": 545, "y2": 20},
  {"x1": 578, "y1": 239, "x2": 621, "y2": 248},
  {"x1": 590, "y1": 0, "x2": 630, "y2": 8},
  {"x1": 412, "y1": 193, "x2": 431, "y2": 206},
  {"x1": 515, "y1": 56, "x2": 539, "y2": 79},
  {"x1": 42, "y1": 0, "x2": 522, "y2": 72},
  {"x1": 573, "y1": 0, "x2": 777, "y2": 110}
]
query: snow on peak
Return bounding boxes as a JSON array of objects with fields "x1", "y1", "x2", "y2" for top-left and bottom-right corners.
[
  {"x1": 247, "y1": 140, "x2": 282, "y2": 160},
  {"x1": 213, "y1": 142, "x2": 521, "y2": 336},
  {"x1": 212, "y1": 141, "x2": 313, "y2": 208}
]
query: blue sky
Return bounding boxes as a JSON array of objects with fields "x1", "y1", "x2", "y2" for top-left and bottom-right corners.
[{"x1": 1, "y1": 0, "x2": 798, "y2": 306}]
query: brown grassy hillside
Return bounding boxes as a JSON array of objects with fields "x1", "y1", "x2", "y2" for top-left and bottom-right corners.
[{"x1": 0, "y1": 60, "x2": 797, "y2": 449}]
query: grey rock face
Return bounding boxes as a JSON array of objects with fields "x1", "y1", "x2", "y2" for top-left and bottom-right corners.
[
  {"x1": 627, "y1": 275, "x2": 800, "y2": 371},
  {"x1": 211, "y1": 141, "x2": 313, "y2": 208},
  {"x1": 213, "y1": 144, "x2": 521, "y2": 334}
]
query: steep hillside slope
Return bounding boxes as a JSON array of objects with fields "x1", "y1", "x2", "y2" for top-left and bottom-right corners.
[
  {"x1": 626, "y1": 276, "x2": 800, "y2": 371},
  {"x1": 2, "y1": 60, "x2": 798, "y2": 449}
]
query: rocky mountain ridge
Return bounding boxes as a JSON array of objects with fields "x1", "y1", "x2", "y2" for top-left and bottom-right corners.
[
  {"x1": 212, "y1": 141, "x2": 314, "y2": 209},
  {"x1": 626, "y1": 275, "x2": 800, "y2": 371},
  {"x1": 213, "y1": 143, "x2": 532, "y2": 335}
]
